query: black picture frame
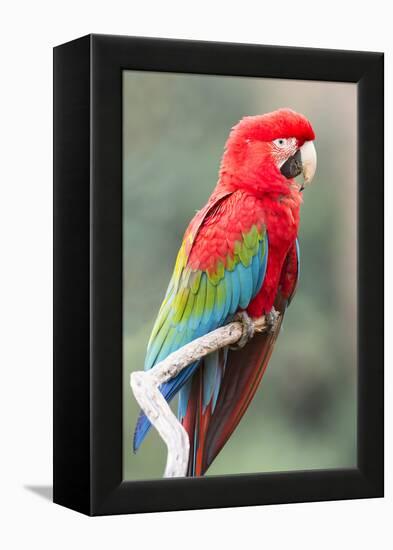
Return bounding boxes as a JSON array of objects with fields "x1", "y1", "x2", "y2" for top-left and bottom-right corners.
[{"x1": 53, "y1": 34, "x2": 384, "y2": 516}]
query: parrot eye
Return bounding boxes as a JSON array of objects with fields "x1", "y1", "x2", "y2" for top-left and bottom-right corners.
[{"x1": 273, "y1": 138, "x2": 288, "y2": 148}]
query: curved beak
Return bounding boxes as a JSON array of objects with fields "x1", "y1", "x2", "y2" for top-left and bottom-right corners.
[
  {"x1": 299, "y1": 140, "x2": 317, "y2": 189},
  {"x1": 280, "y1": 140, "x2": 317, "y2": 190}
]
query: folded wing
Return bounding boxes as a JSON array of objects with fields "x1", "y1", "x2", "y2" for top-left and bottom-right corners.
[{"x1": 133, "y1": 190, "x2": 269, "y2": 452}]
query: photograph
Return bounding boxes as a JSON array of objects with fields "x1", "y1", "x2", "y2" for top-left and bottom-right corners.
[{"x1": 123, "y1": 71, "x2": 358, "y2": 480}]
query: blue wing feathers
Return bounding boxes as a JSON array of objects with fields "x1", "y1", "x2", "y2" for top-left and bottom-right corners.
[
  {"x1": 238, "y1": 262, "x2": 253, "y2": 308},
  {"x1": 229, "y1": 267, "x2": 241, "y2": 314}
]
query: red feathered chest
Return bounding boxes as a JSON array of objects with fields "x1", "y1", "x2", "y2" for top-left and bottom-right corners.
[{"x1": 248, "y1": 188, "x2": 301, "y2": 316}]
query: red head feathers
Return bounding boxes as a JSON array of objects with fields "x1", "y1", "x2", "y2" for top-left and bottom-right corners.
[{"x1": 218, "y1": 109, "x2": 316, "y2": 195}]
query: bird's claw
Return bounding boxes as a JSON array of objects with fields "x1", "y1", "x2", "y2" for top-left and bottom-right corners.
[
  {"x1": 230, "y1": 311, "x2": 255, "y2": 350},
  {"x1": 265, "y1": 307, "x2": 279, "y2": 334}
]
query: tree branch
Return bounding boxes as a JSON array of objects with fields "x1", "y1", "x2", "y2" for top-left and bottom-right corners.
[{"x1": 130, "y1": 314, "x2": 272, "y2": 478}]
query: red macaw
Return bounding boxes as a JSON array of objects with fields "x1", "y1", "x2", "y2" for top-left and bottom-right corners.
[{"x1": 133, "y1": 108, "x2": 317, "y2": 476}]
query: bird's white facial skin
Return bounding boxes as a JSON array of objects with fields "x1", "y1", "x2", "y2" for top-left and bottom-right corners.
[
  {"x1": 272, "y1": 137, "x2": 298, "y2": 168},
  {"x1": 272, "y1": 137, "x2": 317, "y2": 187}
]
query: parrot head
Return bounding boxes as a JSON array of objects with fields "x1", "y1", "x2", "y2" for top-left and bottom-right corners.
[{"x1": 219, "y1": 108, "x2": 317, "y2": 195}]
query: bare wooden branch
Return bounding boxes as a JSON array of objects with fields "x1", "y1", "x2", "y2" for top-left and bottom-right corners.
[{"x1": 130, "y1": 314, "x2": 272, "y2": 478}]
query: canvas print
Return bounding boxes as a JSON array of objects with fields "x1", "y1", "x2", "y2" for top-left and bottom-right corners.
[{"x1": 123, "y1": 72, "x2": 357, "y2": 480}]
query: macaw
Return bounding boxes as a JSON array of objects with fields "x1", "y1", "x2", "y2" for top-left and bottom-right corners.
[{"x1": 133, "y1": 108, "x2": 317, "y2": 476}]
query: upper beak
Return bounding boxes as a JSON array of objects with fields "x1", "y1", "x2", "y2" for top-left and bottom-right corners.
[
  {"x1": 299, "y1": 140, "x2": 317, "y2": 189},
  {"x1": 280, "y1": 140, "x2": 317, "y2": 190}
]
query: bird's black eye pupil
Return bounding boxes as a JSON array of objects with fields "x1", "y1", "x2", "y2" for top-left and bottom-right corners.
[{"x1": 279, "y1": 140, "x2": 284, "y2": 145}]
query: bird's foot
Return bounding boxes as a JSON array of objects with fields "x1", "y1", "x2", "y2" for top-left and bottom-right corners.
[
  {"x1": 230, "y1": 311, "x2": 255, "y2": 350},
  {"x1": 265, "y1": 307, "x2": 280, "y2": 334}
]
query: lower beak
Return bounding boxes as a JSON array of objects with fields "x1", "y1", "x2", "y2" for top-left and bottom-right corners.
[{"x1": 280, "y1": 140, "x2": 317, "y2": 190}]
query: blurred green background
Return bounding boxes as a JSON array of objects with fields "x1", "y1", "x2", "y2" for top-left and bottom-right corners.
[{"x1": 123, "y1": 71, "x2": 357, "y2": 480}]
